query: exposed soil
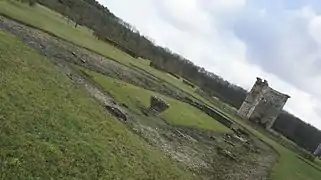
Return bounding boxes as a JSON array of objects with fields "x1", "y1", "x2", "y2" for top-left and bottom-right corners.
[{"x1": 0, "y1": 16, "x2": 278, "y2": 180}]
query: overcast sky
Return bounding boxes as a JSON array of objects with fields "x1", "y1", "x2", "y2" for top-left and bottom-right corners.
[{"x1": 98, "y1": 0, "x2": 321, "y2": 130}]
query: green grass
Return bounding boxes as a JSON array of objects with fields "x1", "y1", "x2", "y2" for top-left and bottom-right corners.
[
  {"x1": 0, "y1": 30, "x2": 195, "y2": 179},
  {"x1": 0, "y1": 0, "x2": 217, "y2": 110},
  {"x1": 0, "y1": 1, "x2": 234, "y2": 137},
  {"x1": 0, "y1": 0, "x2": 136, "y2": 66},
  {"x1": 132, "y1": 59, "x2": 197, "y2": 94},
  {"x1": 266, "y1": 135, "x2": 321, "y2": 180},
  {"x1": 223, "y1": 113, "x2": 321, "y2": 180},
  {"x1": 1, "y1": 1, "x2": 321, "y2": 179},
  {"x1": 81, "y1": 69, "x2": 230, "y2": 133}
]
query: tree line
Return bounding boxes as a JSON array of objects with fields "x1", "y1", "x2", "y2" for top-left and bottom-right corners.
[{"x1": 23, "y1": 0, "x2": 321, "y2": 152}]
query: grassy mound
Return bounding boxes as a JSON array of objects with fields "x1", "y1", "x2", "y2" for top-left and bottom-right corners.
[{"x1": 0, "y1": 30, "x2": 193, "y2": 179}]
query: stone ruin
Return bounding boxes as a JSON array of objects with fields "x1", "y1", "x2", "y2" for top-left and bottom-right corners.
[
  {"x1": 148, "y1": 96, "x2": 169, "y2": 115},
  {"x1": 237, "y1": 77, "x2": 290, "y2": 129},
  {"x1": 314, "y1": 143, "x2": 321, "y2": 157}
]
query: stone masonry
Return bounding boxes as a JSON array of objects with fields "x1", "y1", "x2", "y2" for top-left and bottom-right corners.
[
  {"x1": 238, "y1": 77, "x2": 290, "y2": 129},
  {"x1": 314, "y1": 143, "x2": 321, "y2": 157},
  {"x1": 148, "y1": 96, "x2": 169, "y2": 115}
]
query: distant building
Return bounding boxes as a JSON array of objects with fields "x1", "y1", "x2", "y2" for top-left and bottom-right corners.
[
  {"x1": 238, "y1": 77, "x2": 290, "y2": 129},
  {"x1": 314, "y1": 143, "x2": 321, "y2": 157}
]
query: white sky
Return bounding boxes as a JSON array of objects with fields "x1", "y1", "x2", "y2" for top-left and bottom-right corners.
[{"x1": 98, "y1": 0, "x2": 321, "y2": 130}]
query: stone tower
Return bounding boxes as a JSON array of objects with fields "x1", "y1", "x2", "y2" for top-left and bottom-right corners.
[
  {"x1": 238, "y1": 77, "x2": 290, "y2": 129},
  {"x1": 314, "y1": 143, "x2": 321, "y2": 157}
]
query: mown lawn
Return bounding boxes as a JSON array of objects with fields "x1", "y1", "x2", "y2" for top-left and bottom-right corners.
[
  {"x1": 0, "y1": 30, "x2": 194, "y2": 179},
  {"x1": 81, "y1": 69, "x2": 230, "y2": 133}
]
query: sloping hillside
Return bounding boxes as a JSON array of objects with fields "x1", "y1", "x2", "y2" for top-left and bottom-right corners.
[
  {"x1": 0, "y1": 30, "x2": 193, "y2": 179},
  {"x1": 1, "y1": 1, "x2": 321, "y2": 180}
]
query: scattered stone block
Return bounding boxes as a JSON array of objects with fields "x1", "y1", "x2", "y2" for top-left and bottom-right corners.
[
  {"x1": 216, "y1": 146, "x2": 237, "y2": 161},
  {"x1": 232, "y1": 134, "x2": 248, "y2": 144},
  {"x1": 148, "y1": 96, "x2": 169, "y2": 115},
  {"x1": 225, "y1": 140, "x2": 236, "y2": 147},
  {"x1": 71, "y1": 51, "x2": 77, "y2": 57},
  {"x1": 104, "y1": 105, "x2": 127, "y2": 121},
  {"x1": 80, "y1": 58, "x2": 86, "y2": 63},
  {"x1": 121, "y1": 103, "x2": 129, "y2": 109},
  {"x1": 235, "y1": 128, "x2": 250, "y2": 137},
  {"x1": 210, "y1": 136, "x2": 217, "y2": 141}
]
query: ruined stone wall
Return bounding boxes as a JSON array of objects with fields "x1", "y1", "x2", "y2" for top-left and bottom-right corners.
[
  {"x1": 238, "y1": 77, "x2": 289, "y2": 129},
  {"x1": 314, "y1": 143, "x2": 321, "y2": 157},
  {"x1": 262, "y1": 89, "x2": 289, "y2": 128},
  {"x1": 237, "y1": 78, "x2": 268, "y2": 119},
  {"x1": 249, "y1": 89, "x2": 289, "y2": 128}
]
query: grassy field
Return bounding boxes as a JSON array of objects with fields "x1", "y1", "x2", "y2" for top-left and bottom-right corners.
[
  {"x1": 0, "y1": 0, "x2": 229, "y2": 113},
  {"x1": 263, "y1": 133, "x2": 321, "y2": 180},
  {"x1": 0, "y1": 0, "x2": 198, "y2": 96},
  {"x1": 223, "y1": 113, "x2": 321, "y2": 180},
  {"x1": 0, "y1": 0, "x2": 135, "y2": 65},
  {"x1": 81, "y1": 69, "x2": 230, "y2": 133},
  {"x1": 1, "y1": 1, "x2": 321, "y2": 180},
  {"x1": 0, "y1": 30, "x2": 194, "y2": 179}
]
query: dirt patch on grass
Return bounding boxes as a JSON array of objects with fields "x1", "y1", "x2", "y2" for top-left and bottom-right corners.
[{"x1": 130, "y1": 116, "x2": 277, "y2": 180}]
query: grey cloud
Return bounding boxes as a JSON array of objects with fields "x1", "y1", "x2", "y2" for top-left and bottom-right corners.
[
  {"x1": 247, "y1": 0, "x2": 321, "y2": 13},
  {"x1": 154, "y1": 2, "x2": 191, "y2": 32},
  {"x1": 233, "y1": 10, "x2": 321, "y2": 95},
  {"x1": 312, "y1": 58, "x2": 321, "y2": 76},
  {"x1": 315, "y1": 108, "x2": 321, "y2": 126}
]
